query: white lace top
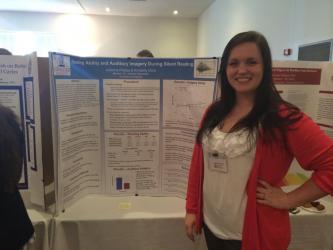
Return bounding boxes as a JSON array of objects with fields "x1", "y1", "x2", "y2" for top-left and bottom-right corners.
[
  {"x1": 202, "y1": 126, "x2": 255, "y2": 158},
  {"x1": 202, "y1": 126, "x2": 256, "y2": 240}
]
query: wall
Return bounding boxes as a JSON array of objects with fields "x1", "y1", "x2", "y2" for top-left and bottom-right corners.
[
  {"x1": 1, "y1": 1, "x2": 332, "y2": 59},
  {"x1": 197, "y1": 0, "x2": 333, "y2": 60},
  {"x1": 0, "y1": 11, "x2": 197, "y2": 57},
  {"x1": 291, "y1": 0, "x2": 333, "y2": 59},
  {"x1": 197, "y1": 0, "x2": 294, "y2": 60}
]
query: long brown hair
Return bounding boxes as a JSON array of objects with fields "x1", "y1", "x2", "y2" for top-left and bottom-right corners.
[
  {"x1": 197, "y1": 31, "x2": 302, "y2": 145},
  {"x1": 0, "y1": 104, "x2": 24, "y2": 193}
]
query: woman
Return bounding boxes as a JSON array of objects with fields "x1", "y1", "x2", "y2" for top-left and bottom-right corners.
[
  {"x1": 185, "y1": 31, "x2": 333, "y2": 250},
  {"x1": 0, "y1": 104, "x2": 35, "y2": 250}
]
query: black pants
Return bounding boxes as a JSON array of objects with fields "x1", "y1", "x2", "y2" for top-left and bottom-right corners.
[{"x1": 203, "y1": 223, "x2": 242, "y2": 250}]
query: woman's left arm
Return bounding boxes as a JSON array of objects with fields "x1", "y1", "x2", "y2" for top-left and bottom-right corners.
[
  {"x1": 257, "y1": 113, "x2": 333, "y2": 209},
  {"x1": 257, "y1": 179, "x2": 327, "y2": 209}
]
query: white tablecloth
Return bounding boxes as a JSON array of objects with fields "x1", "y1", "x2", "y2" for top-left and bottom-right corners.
[
  {"x1": 27, "y1": 209, "x2": 52, "y2": 250},
  {"x1": 289, "y1": 198, "x2": 333, "y2": 250},
  {"x1": 52, "y1": 195, "x2": 333, "y2": 250},
  {"x1": 52, "y1": 195, "x2": 205, "y2": 250}
]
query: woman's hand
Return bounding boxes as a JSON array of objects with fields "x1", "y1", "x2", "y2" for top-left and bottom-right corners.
[
  {"x1": 256, "y1": 180, "x2": 292, "y2": 209},
  {"x1": 185, "y1": 213, "x2": 197, "y2": 241}
]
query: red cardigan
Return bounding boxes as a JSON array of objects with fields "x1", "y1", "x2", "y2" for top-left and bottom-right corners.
[{"x1": 186, "y1": 111, "x2": 333, "y2": 250}]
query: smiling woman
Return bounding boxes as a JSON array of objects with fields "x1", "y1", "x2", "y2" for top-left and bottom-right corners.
[
  {"x1": 226, "y1": 42, "x2": 263, "y2": 96},
  {"x1": 185, "y1": 31, "x2": 333, "y2": 250}
]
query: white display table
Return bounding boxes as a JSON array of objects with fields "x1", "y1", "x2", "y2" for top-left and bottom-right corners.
[
  {"x1": 51, "y1": 195, "x2": 333, "y2": 250},
  {"x1": 289, "y1": 198, "x2": 333, "y2": 250},
  {"x1": 27, "y1": 209, "x2": 52, "y2": 250},
  {"x1": 52, "y1": 195, "x2": 205, "y2": 250}
]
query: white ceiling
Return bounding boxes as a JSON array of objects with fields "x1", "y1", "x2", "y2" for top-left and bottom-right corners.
[{"x1": 0, "y1": 0, "x2": 215, "y2": 18}]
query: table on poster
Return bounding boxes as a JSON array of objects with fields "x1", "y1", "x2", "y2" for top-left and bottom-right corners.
[{"x1": 51, "y1": 195, "x2": 333, "y2": 250}]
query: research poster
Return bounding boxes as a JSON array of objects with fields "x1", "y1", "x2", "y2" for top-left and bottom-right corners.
[
  {"x1": 273, "y1": 61, "x2": 333, "y2": 186},
  {"x1": 49, "y1": 53, "x2": 218, "y2": 210},
  {"x1": 50, "y1": 55, "x2": 333, "y2": 209},
  {"x1": 0, "y1": 53, "x2": 44, "y2": 206}
]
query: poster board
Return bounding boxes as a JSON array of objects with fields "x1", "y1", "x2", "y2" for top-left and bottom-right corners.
[
  {"x1": 49, "y1": 53, "x2": 219, "y2": 211},
  {"x1": 0, "y1": 53, "x2": 44, "y2": 206},
  {"x1": 273, "y1": 61, "x2": 333, "y2": 185},
  {"x1": 49, "y1": 55, "x2": 333, "y2": 211}
]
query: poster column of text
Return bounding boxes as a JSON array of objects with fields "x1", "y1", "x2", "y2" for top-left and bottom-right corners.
[
  {"x1": 162, "y1": 80, "x2": 214, "y2": 196},
  {"x1": 56, "y1": 79, "x2": 101, "y2": 207},
  {"x1": 103, "y1": 79, "x2": 160, "y2": 195},
  {"x1": 317, "y1": 63, "x2": 333, "y2": 139}
]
